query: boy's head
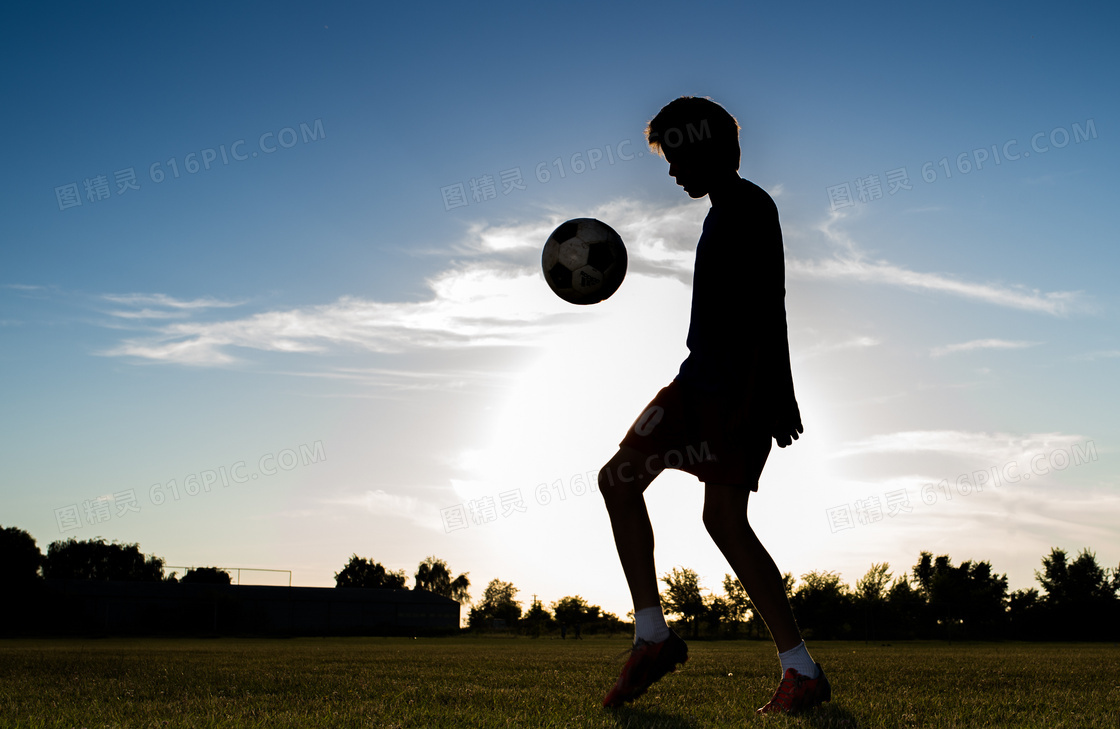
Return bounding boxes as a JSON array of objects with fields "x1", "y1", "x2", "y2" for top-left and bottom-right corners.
[
  {"x1": 645, "y1": 96, "x2": 741, "y2": 169},
  {"x1": 645, "y1": 96, "x2": 741, "y2": 198}
]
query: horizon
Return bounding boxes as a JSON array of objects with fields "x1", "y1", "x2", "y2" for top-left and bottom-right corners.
[{"x1": 2, "y1": 2, "x2": 1118, "y2": 623}]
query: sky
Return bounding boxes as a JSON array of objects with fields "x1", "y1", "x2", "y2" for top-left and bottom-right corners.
[{"x1": 2, "y1": 1, "x2": 1118, "y2": 621}]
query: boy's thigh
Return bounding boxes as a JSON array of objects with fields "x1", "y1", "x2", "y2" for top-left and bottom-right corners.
[
  {"x1": 619, "y1": 380, "x2": 772, "y2": 489},
  {"x1": 599, "y1": 444, "x2": 664, "y2": 494}
]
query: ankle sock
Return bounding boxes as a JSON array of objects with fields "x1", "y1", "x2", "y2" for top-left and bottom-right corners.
[
  {"x1": 778, "y1": 641, "x2": 818, "y2": 678},
  {"x1": 634, "y1": 606, "x2": 670, "y2": 643}
]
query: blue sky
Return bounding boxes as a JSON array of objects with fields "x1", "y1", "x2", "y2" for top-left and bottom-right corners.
[{"x1": 2, "y1": 1, "x2": 1118, "y2": 618}]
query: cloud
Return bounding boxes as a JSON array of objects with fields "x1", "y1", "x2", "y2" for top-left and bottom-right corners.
[
  {"x1": 99, "y1": 266, "x2": 569, "y2": 365},
  {"x1": 1072, "y1": 349, "x2": 1120, "y2": 362},
  {"x1": 94, "y1": 197, "x2": 1085, "y2": 368},
  {"x1": 930, "y1": 339, "x2": 1042, "y2": 357},
  {"x1": 829, "y1": 429, "x2": 1096, "y2": 469},
  {"x1": 787, "y1": 256, "x2": 1080, "y2": 315},
  {"x1": 789, "y1": 210, "x2": 1084, "y2": 316},
  {"x1": 796, "y1": 335, "x2": 880, "y2": 362},
  {"x1": 326, "y1": 489, "x2": 443, "y2": 532},
  {"x1": 102, "y1": 293, "x2": 244, "y2": 311}
]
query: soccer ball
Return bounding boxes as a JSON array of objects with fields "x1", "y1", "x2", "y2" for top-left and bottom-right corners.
[{"x1": 541, "y1": 218, "x2": 627, "y2": 305}]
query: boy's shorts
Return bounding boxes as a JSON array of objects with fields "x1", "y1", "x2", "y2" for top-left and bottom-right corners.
[{"x1": 619, "y1": 379, "x2": 773, "y2": 489}]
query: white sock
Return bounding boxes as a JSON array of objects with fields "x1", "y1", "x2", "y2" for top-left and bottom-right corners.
[
  {"x1": 778, "y1": 641, "x2": 818, "y2": 678},
  {"x1": 634, "y1": 606, "x2": 670, "y2": 643}
]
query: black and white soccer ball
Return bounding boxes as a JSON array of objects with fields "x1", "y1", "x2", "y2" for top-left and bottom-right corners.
[{"x1": 541, "y1": 218, "x2": 627, "y2": 305}]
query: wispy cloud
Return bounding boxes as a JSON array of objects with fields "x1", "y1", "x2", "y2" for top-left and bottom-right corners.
[
  {"x1": 94, "y1": 198, "x2": 1085, "y2": 368},
  {"x1": 1072, "y1": 349, "x2": 1120, "y2": 362},
  {"x1": 102, "y1": 293, "x2": 245, "y2": 311},
  {"x1": 99, "y1": 266, "x2": 566, "y2": 365},
  {"x1": 788, "y1": 256, "x2": 1080, "y2": 315},
  {"x1": 788, "y1": 210, "x2": 1084, "y2": 316},
  {"x1": 796, "y1": 335, "x2": 880, "y2": 362},
  {"x1": 830, "y1": 429, "x2": 1094, "y2": 467},
  {"x1": 2, "y1": 283, "x2": 47, "y2": 291},
  {"x1": 326, "y1": 489, "x2": 443, "y2": 532},
  {"x1": 930, "y1": 339, "x2": 1042, "y2": 357}
]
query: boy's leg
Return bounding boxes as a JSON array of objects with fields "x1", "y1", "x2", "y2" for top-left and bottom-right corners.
[
  {"x1": 703, "y1": 481, "x2": 831, "y2": 714},
  {"x1": 701, "y1": 482, "x2": 800, "y2": 650},
  {"x1": 599, "y1": 445, "x2": 689, "y2": 709},
  {"x1": 598, "y1": 445, "x2": 664, "y2": 610}
]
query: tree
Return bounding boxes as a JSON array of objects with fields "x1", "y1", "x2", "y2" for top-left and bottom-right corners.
[
  {"x1": 1007, "y1": 587, "x2": 1044, "y2": 640},
  {"x1": 552, "y1": 595, "x2": 599, "y2": 629},
  {"x1": 182, "y1": 567, "x2": 232, "y2": 585},
  {"x1": 884, "y1": 574, "x2": 927, "y2": 639},
  {"x1": 722, "y1": 574, "x2": 752, "y2": 624},
  {"x1": 43, "y1": 538, "x2": 164, "y2": 581},
  {"x1": 855, "y1": 563, "x2": 892, "y2": 642},
  {"x1": 413, "y1": 556, "x2": 470, "y2": 603},
  {"x1": 334, "y1": 555, "x2": 407, "y2": 589},
  {"x1": 0, "y1": 526, "x2": 42, "y2": 586},
  {"x1": 661, "y1": 567, "x2": 705, "y2": 638},
  {"x1": 704, "y1": 594, "x2": 732, "y2": 636},
  {"x1": 468, "y1": 578, "x2": 521, "y2": 629},
  {"x1": 790, "y1": 570, "x2": 852, "y2": 640},
  {"x1": 522, "y1": 597, "x2": 552, "y2": 636},
  {"x1": 911, "y1": 552, "x2": 1008, "y2": 640},
  {"x1": 1035, "y1": 548, "x2": 1118, "y2": 640},
  {"x1": 855, "y1": 562, "x2": 892, "y2": 603}
]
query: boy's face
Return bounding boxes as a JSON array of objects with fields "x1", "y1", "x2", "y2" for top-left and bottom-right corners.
[{"x1": 663, "y1": 145, "x2": 725, "y2": 199}]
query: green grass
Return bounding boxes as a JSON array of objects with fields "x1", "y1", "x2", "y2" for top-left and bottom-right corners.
[{"x1": 1, "y1": 637, "x2": 1117, "y2": 728}]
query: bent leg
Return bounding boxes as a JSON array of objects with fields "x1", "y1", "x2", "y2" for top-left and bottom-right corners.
[
  {"x1": 599, "y1": 445, "x2": 664, "y2": 611},
  {"x1": 702, "y1": 482, "x2": 802, "y2": 652}
]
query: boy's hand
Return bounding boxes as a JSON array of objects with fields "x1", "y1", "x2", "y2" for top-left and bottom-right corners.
[{"x1": 770, "y1": 401, "x2": 803, "y2": 448}]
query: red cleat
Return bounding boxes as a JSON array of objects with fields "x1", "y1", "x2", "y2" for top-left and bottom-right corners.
[
  {"x1": 602, "y1": 630, "x2": 689, "y2": 708},
  {"x1": 756, "y1": 664, "x2": 831, "y2": 715}
]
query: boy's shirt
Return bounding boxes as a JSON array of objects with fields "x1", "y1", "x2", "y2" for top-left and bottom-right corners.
[{"x1": 674, "y1": 178, "x2": 796, "y2": 419}]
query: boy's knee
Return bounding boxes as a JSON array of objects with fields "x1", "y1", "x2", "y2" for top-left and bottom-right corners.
[
  {"x1": 702, "y1": 503, "x2": 722, "y2": 536},
  {"x1": 598, "y1": 464, "x2": 628, "y2": 500},
  {"x1": 703, "y1": 499, "x2": 748, "y2": 540},
  {"x1": 598, "y1": 456, "x2": 649, "y2": 501}
]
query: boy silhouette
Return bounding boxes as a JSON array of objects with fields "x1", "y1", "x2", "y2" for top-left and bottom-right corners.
[{"x1": 598, "y1": 96, "x2": 831, "y2": 715}]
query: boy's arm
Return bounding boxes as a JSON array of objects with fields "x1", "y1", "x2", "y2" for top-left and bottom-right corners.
[
  {"x1": 756, "y1": 192, "x2": 801, "y2": 447},
  {"x1": 768, "y1": 323, "x2": 802, "y2": 448}
]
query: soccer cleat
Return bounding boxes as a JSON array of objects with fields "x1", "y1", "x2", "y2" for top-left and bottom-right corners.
[
  {"x1": 602, "y1": 629, "x2": 689, "y2": 708},
  {"x1": 755, "y1": 663, "x2": 831, "y2": 715}
]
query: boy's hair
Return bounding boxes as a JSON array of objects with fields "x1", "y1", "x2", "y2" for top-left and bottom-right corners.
[{"x1": 645, "y1": 96, "x2": 741, "y2": 170}]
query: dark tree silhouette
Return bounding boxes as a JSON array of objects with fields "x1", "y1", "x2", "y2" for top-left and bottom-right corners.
[
  {"x1": 413, "y1": 556, "x2": 470, "y2": 603},
  {"x1": 855, "y1": 562, "x2": 892, "y2": 642},
  {"x1": 911, "y1": 552, "x2": 1008, "y2": 640},
  {"x1": 43, "y1": 538, "x2": 164, "y2": 581},
  {"x1": 522, "y1": 597, "x2": 552, "y2": 636},
  {"x1": 703, "y1": 593, "x2": 732, "y2": 636},
  {"x1": 182, "y1": 567, "x2": 233, "y2": 585},
  {"x1": 0, "y1": 526, "x2": 42, "y2": 586},
  {"x1": 884, "y1": 574, "x2": 927, "y2": 639},
  {"x1": 790, "y1": 570, "x2": 853, "y2": 640},
  {"x1": 467, "y1": 578, "x2": 521, "y2": 629},
  {"x1": 552, "y1": 595, "x2": 601, "y2": 633},
  {"x1": 721, "y1": 573, "x2": 752, "y2": 625},
  {"x1": 1035, "y1": 547, "x2": 1118, "y2": 640},
  {"x1": 1007, "y1": 587, "x2": 1045, "y2": 639},
  {"x1": 661, "y1": 566, "x2": 705, "y2": 638},
  {"x1": 334, "y1": 555, "x2": 406, "y2": 589}
]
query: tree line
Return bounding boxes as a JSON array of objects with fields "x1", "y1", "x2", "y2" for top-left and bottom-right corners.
[{"x1": 3, "y1": 525, "x2": 1116, "y2": 640}]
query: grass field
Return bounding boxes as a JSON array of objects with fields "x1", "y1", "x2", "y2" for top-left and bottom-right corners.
[{"x1": 1, "y1": 636, "x2": 1117, "y2": 728}]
